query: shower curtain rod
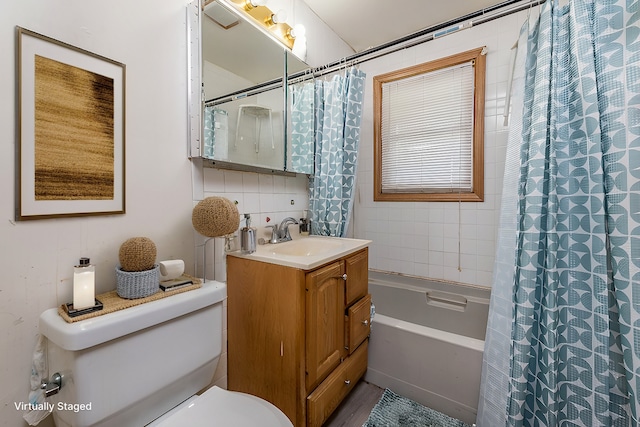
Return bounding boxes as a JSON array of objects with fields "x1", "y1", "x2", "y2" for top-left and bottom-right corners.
[{"x1": 206, "y1": 0, "x2": 544, "y2": 106}]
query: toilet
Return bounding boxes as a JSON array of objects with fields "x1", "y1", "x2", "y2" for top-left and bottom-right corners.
[{"x1": 39, "y1": 281, "x2": 292, "y2": 427}]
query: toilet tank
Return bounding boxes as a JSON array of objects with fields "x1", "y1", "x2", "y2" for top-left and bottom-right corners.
[{"x1": 39, "y1": 281, "x2": 226, "y2": 427}]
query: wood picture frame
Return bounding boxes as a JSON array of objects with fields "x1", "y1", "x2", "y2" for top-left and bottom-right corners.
[{"x1": 16, "y1": 27, "x2": 126, "y2": 220}]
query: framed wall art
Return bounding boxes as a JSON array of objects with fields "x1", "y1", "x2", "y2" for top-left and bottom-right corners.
[{"x1": 16, "y1": 27, "x2": 126, "y2": 220}]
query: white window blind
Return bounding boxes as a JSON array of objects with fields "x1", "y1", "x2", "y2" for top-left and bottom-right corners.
[{"x1": 380, "y1": 62, "x2": 475, "y2": 193}]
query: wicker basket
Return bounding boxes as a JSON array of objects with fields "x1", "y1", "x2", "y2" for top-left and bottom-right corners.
[{"x1": 116, "y1": 265, "x2": 159, "y2": 299}]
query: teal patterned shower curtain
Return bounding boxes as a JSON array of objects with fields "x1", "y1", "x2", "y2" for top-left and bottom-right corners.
[
  {"x1": 308, "y1": 67, "x2": 366, "y2": 237},
  {"x1": 478, "y1": 0, "x2": 640, "y2": 426},
  {"x1": 289, "y1": 82, "x2": 315, "y2": 174}
]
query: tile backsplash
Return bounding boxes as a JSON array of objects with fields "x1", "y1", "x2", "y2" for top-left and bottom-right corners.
[{"x1": 194, "y1": 167, "x2": 309, "y2": 281}]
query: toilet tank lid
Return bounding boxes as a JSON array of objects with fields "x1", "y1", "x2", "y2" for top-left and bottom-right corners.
[{"x1": 39, "y1": 280, "x2": 226, "y2": 351}]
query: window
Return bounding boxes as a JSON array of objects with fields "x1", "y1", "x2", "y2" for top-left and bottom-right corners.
[{"x1": 373, "y1": 47, "x2": 485, "y2": 202}]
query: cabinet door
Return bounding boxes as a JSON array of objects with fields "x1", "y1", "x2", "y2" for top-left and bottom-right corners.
[
  {"x1": 345, "y1": 248, "x2": 368, "y2": 306},
  {"x1": 305, "y1": 261, "x2": 346, "y2": 392},
  {"x1": 227, "y1": 256, "x2": 306, "y2": 426}
]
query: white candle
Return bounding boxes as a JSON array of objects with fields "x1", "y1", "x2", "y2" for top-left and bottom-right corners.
[{"x1": 73, "y1": 258, "x2": 95, "y2": 310}]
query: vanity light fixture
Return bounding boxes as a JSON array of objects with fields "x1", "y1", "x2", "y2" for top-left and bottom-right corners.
[{"x1": 215, "y1": 0, "x2": 295, "y2": 49}]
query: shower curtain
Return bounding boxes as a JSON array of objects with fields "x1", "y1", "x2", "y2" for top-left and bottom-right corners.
[
  {"x1": 307, "y1": 67, "x2": 366, "y2": 237},
  {"x1": 478, "y1": 0, "x2": 640, "y2": 426},
  {"x1": 289, "y1": 82, "x2": 315, "y2": 174}
]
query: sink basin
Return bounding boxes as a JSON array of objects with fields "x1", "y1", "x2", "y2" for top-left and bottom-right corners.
[
  {"x1": 228, "y1": 236, "x2": 371, "y2": 270},
  {"x1": 265, "y1": 238, "x2": 345, "y2": 257}
]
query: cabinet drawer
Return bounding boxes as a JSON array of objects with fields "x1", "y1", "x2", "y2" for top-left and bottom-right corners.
[
  {"x1": 345, "y1": 248, "x2": 368, "y2": 306},
  {"x1": 346, "y1": 294, "x2": 371, "y2": 354},
  {"x1": 306, "y1": 340, "x2": 368, "y2": 427}
]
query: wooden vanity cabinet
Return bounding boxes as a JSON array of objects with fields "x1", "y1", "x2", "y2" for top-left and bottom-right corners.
[{"x1": 227, "y1": 247, "x2": 370, "y2": 427}]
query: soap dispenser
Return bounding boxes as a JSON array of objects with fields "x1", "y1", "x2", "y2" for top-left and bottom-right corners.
[{"x1": 240, "y1": 213, "x2": 257, "y2": 254}]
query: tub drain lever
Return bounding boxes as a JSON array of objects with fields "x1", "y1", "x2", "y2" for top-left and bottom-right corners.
[{"x1": 41, "y1": 372, "x2": 62, "y2": 397}]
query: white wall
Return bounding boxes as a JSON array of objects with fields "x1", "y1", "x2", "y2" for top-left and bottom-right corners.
[
  {"x1": 203, "y1": 60, "x2": 253, "y2": 100},
  {"x1": 354, "y1": 11, "x2": 528, "y2": 287},
  {"x1": 1, "y1": 1, "x2": 195, "y2": 425}
]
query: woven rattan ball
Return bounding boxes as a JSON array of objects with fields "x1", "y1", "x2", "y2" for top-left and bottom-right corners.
[
  {"x1": 119, "y1": 237, "x2": 157, "y2": 272},
  {"x1": 192, "y1": 197, "x2": 240, "y2": 238}
]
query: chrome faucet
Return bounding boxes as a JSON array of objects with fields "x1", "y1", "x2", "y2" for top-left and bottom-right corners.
[{"x1": 266, "y1": 217, "x2": 299, "y2": 244}]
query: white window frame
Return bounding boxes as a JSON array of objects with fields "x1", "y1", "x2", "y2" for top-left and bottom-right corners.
[{"x1": 373, "y1": 47, "x2": 485, "y2": 202}]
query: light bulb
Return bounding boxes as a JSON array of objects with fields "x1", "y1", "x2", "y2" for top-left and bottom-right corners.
[
  {"x1": 270, "y1": 9, "x2": 287, "y2": 24},
  {"x1": 289, "y1": 24, "x2": 306, "y2": 39},
  {"x1": 245, "y1": 0, "x2": 266, "y2": 10}
]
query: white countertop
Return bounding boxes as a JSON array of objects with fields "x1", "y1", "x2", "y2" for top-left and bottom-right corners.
[{"x1": 227, "y1": 235, "x2": 371, "y2": 270}]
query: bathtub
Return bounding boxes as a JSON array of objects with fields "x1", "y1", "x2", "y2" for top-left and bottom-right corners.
[{"x1": 364, "y1": 270, "x2": 490, "y2": 425}]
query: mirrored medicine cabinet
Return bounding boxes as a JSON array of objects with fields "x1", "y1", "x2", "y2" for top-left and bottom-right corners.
[{"x1": 187, "y1": 0, "x2": 312, "y2": 175}]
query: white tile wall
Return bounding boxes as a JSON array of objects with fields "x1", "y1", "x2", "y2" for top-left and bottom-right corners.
[
  {"x1": 353, "y1": 11, "x2": 529, "y2": 287},
  {"x1": 194, "y1": 167, "x2": 309, "y2": 282}
]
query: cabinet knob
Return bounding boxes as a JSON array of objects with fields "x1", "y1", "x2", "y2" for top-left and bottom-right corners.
[
  {"x1": 342, "y1": 274, "x2": 347, "y2": 281},
  {"x1": 362, "y1": 319, "x2": 369, "y2": 326},
  {"x1": 344, "y1": 380, "x2": 351, "y2": 385}
]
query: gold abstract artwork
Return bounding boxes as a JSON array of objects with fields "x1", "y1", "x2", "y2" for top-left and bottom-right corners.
[{"x1": 34, "y1": 55, "x2": 114, "y2": 200}]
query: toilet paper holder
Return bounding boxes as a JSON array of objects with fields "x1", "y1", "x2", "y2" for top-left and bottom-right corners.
[{"x1": 41, "y1": 372, "x2": 62, "y2": 397}]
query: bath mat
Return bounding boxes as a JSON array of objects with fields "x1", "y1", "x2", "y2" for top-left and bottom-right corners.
[{"x1": 363, "y1": 389, "x2": 472, "y2": 427}]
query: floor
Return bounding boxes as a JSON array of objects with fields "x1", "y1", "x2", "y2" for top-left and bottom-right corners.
[{"x1": 323, "y1": 380, "x2": 385, "y2": 427}]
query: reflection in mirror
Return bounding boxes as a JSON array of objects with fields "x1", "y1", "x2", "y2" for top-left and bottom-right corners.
[
  {"x1": 202, "y1": 1, "x2": 289, "y2": 96},
  {"x1": 200, "y1": 0, "x2": 309, "y2": 172},
  {"x1": 204, "y1": 86, "x2": 284, "y2": 170}
]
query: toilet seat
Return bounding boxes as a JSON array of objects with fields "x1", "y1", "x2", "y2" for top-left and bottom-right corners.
[{"x1": 151, "y1": 386, "x2": 293, "y2": 427}]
